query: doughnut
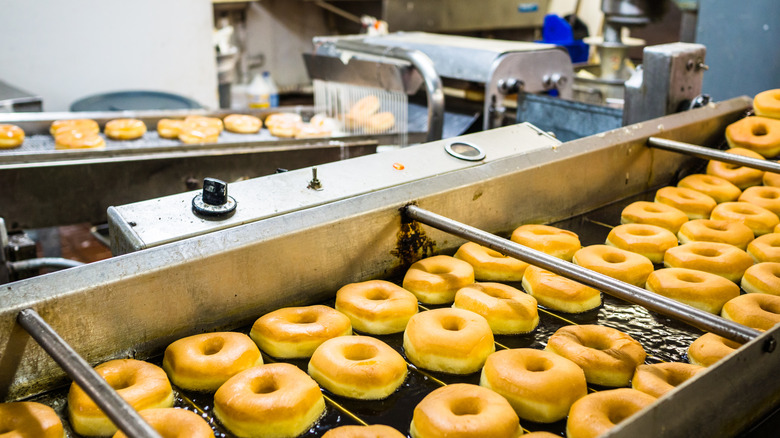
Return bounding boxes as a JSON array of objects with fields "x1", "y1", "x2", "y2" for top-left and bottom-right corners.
[
  {"x1": 410, "y1": 384, "x2": 522, "y2": 438},
  {"x1": 402, "y1": 255, "x2": 475, "y2": 304},
  {"x1": 663, "y1": 242, "x2": 754, "y2": 282},
  {"x1": 308, "y1": 335, "x2": 407, "y2": 399},
  {"x1": 725, "y1": 116, "x2": 780, "y2": 157},
  {"x1": 367, "y1": 112, "x2": 396, "y2": 133},
  {"x1": 572, "y1": 245, "x2": 654, "y2": 287},
  {"x1": 765, "y1": 164, "x2": 780, "y2": 187},
  {"x1": 453, "y1": 282, "x2": 539, "y2": 334},
  {"x1": 111, "y1": 408, "x2": 213, "y2": 438},
  {"x1": 677, "y1": 219, "x2": 755, "y2": 250},
  {"x1": 645, "y1": 268, "x2": 740, "y2": 314},
  {"x1": 347, "y1": 95, "x2": 381, "y2": 122},
  {"x1": 54, "y1": 130, "x2": 106, "y2": 150},
  {"x1": 740, "y1": 186, "x2": 780, "y2": 217},
  {"x1": 654, "y1": 186, "x2": 717, "y2": 220},
  {"x1": 156, "y1": 119, "x2": 184, "y2": 139},
  {"x1": 104, "y1": 118, "x2": 147, "y2": 140},
  {"x1": 265, "y1": 113, "x2": 302, "y2": 138},
  {"x1": 706, "y1": 148, "x2": 765, "y2": 189},
  {"x1": 747, "y1": 233, "x2": 780, "y2": 262},
  {"x1": 631, "y1": 362, "x2": 704, "y2": 398},
  {"x1": 454, "y1": 242, "x2": 529, "y2": 281},
  {"x1": 605, "y1": 223, "x2": 678, "y2": 263},
  {"x1": 521, "y1": 265, "x2": 601, "y2": 313},
  {"x1": 162, "y1": 331, "x2": 263, "y2": 391},
  {"x1": 524, "y1": 433, "x2": 561, "y2": 438},
  {"x1": 754, "y1": 89, "x2": 780, "y2": 119},
  {"x1": 566, "y1": 388, "x2": 656, "y2": 438},
  {"x1": 250, "y1": 305, "x2": 351, "y2": 358},
  {"x1": 480, "y1": 348, "x2": 587, "y2": 423},
  {"x1": 688, "y1": 332, "x2": 742, "y2": 366},
  {"x1": 710, "y1": 201, "x2": 780, "y2": 236},
  {"x1": 721, "y1": 293, "x2": 780, "y2": 331},
  {"x1": 335, "y1": 280, "x2": 418, "y2": 335},
  {"x1": 50, "y1": 118, "x2": 100, "y2": 136},
  {"x1": 678, "y1": 173, "x2": 741, "y2": 204},
  {"x1": 0, "y1": 401, "x2": 64, "y2": 438},
  {"x1": 322, "y1": 425, "x2": 406, "y2": 438},
  {"x1": 545, "y1": 324, "x2": 646, "y2": 387},
  {"x1": 741, "y1": 262, "x2": 780, "y2": 295},
  {"x1": 214, "y1": 363, "x2": 325, "y2": 438},
  {"x1": 620, "y1": 201, "x2": 689, "y2": 233},
  {"x1": 403, "y1": 308, "x2": 494, "y2": 374},
  {"x1": 184, "y1": 115, "x2": 224, "y2": 132},
  {"x1": 510, "y1": 224, "x2": 581, "y2": 261},
  {"x1": 295, "y1": 122, "x2": 332, "y2": 139},
  {"x1": 224, "y1": 114, "x2": 262, "y2": 134},
  {"x1": 0, "y1": 124, "x2": 25, "y2": 148},
  {"x1": 67, "y1": 359, "x2": 174, "y2": 436}
]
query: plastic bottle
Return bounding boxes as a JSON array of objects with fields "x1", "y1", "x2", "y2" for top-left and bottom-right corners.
[
  {"x1": 263, "y1": 71, "x2": 279, "y2": 107},
  {"x1": 247, "y1": 72, "x2": 271, "y2": 108}
]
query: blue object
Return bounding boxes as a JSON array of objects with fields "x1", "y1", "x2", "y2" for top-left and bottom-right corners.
[
  {"x1": 70, "y1": 90, "x2": 202, "y2": 112},
  {"x1": 539, "y1": 14, "x2": 589, "y2": 64},
  {"x1": 517, "y1": 3, "x2": 539, "y2": 13}
]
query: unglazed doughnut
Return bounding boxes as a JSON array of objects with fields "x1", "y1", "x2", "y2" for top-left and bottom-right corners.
[
  {"x1": 710, "y1": 201, "x2": 780, "y2": 236},
  {"x1": 453, "y1": 282, "x2": 539, "y2": 334},
  {"x1": 104, "y1": 118, "x2": 146, "y2": 140},
  {"x1": 721, "y1": 293, "x2": 780, "y2": 331},
  {"x1": 480, "y1": 348, "x2": 587, "y2": 423},
  {"x1": 645, "y1": 268, "x2": 739, "y2": 314},
  {"x1": 178, "y1": 122, "x2": 220, "y2": 144},
  {"x1": 214, "y1": 363, "x2": 325, "y2": 438},
  {"x1": 111, "y1": 408, "x2": 213, "y2": 438},
  {"x1": 620, "y1": 201, "x2": 689, "y2": 233},
  {"x1": 335, "y1": 280, "x2": 418, "y2": 334},
  {"x1": 678, "y1": 173, "x2": 741, "y2": 203},
  {"x1": 521, "y1": 265, "x2": 601, "y2": 313},
  {"x1": 677, "y1": 219, "x2": 754, "y2": 250},
  {"x1": 740, "y1": 186, "x2": 780, "y2": 217},
  {"x1": 68, "y1": 359, "x2": 174, "y2": 436},
  {"x1": 250, "y1": 305, "x2": 351, "y2": 358},
  {"x1": 566, "y1": 389, "x2": 656, "y2": 438},
  {"x1": 747, "y1": 233, "x2": 780, "y2": 262},
  {"x1": 410, "y1": 384, "x2": 522, "y2": 438},
  {"x1": 741, "y1": 262, "x2": 780, "y2": 295},
  {"x1": 545, "y1": 324, "x2": 646, "y2": 387},
  {"x1": 510, "y1": 224, "x2": 581, "y2": 261},
  {"x1": 654, "y1": 186, "x2": 716, "y2": 220},
  {"x1": 308, "y1": 335, "x2": 407, "y2": 399},
  {"x1": 0, "y1": 124, "x2": 25, "y2": 148},
  {"x1": 402, "y1": 255, "x2": 475, "y2": 304},
  {"x1": 706, "y1": 148, "x2": 765, "y2": 189},
  {"x1": 162, "y1": 331, "x2": 263, "y2": 391},
  {"x1": 755, "y1": 89, "x2": 780, "y2": 119},
  {"x1": 265, "y1": 113, "x2": 302, "y2": 138},
  {"x1": 322, "y1": 425, "x2": 406, "y2": 438},
  {"x1": 725, "y1": 116, "x2": 780, "y2": 157},
  {"x1": 224, "y1": 114, "x2": 262, "y2": 133},
  {"x1": 572, "y1": 245, "x2": 654, "y2": 287},
  {"x1": 367, "y1": 112, "x2": 395, "y2": 133},
  {"x1": 663, "y1": 242, "x2": 754, "y2": 282},
  {"x1": 0, "y1": 401, "x2": 64, "y2": 438},
  {"x1": 631, "y1": 362, "x2": 704, "y2": 398},
  {"x1": 156, "y1": 119, "x2": 184, "y2": 139},
  {"x1": 50, "y1": 118, "x2": 100, "y2": 136},
  {"x1": 454, "y1": 242, "x2": 529, "y2": 281},
  {"x1": 403, "y1": 308, "x2": 494, "y2": 374},
  {"x1": 54, "y1": 131, "x2": 106, "y2": 150},
  {"x1": 605, "y1": 223, "x2": 678, "y2": 263},
  {"x1": 688, "y1": 332, "x2": 741, "y2": 367}
]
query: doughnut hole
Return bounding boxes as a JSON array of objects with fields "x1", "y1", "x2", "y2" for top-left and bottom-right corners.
[
  {"x1": 691, "y1": 247, "x2": 722, "y2": 258},
  {"x1": 365, "y1": 289, "x2": 390, "y2": 301},
  {"x1": 251, "y1": 376, "x2": 279, "y2": 394},
  {"x1": 440, "y1": 316, "x2": 465, "y2": 331},
  {"x1": 602, "y1": 253, "x2": 627, "y2": 264},
  {"x1": 343, "y1": 343, "x2": 378, "y2": 361},
  {"x1": 450, "y1": 397, "x2": 483, "y2": 416},
  {"x1": 106, "y1": 372, "x2": 136, "y2": 391},
  {"x1": 752, "y1": 124, "x2": 768, "y2": 136},
  {"x1": 291, "y1": 311, "x2": 319, "y2": 324},
  {"x1": 201, "y1": 336, "x2": 225, "y2": 356}
]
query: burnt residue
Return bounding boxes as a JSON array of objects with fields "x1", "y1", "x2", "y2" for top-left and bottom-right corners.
[{"x1": 392, "y1": 205, "x2": 436, "y2": 268}]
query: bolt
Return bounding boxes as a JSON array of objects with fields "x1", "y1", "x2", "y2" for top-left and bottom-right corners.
[
  {"x1": 308, "y1": 167, "x2": 323, "y2": 191},
  {"x1": 686, "y1": 59, "x2": 694, "y2": 71},
  {"x1": 764, "y1": 337, "x2": 776, "y2": 353}
]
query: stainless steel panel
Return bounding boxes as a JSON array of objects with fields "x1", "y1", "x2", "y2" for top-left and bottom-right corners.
[{"x1": 382, "y1": 0, "x2": 550, "y2": 32}]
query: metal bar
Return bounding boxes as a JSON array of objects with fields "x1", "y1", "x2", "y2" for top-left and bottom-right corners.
[
  {"x1": 10, "y1": 257, "x2": 84, "y2": 272},
  {"x1": 403, "y1": 204, "x2": 762, "y2": 344},
  {"x1": 648, "y1": 136, "x2": 780, "y2": 173},
  {"x1": 16, "y1": 309, "x2": 162, "y2": 438},
  {"x1": 312, "y1": 0, "x2": 362, "y2": 24}
]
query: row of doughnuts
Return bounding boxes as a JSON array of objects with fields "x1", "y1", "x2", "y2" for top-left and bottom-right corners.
[{"x1": 725, "y1": 88, "x2": 780, "y2": 158}]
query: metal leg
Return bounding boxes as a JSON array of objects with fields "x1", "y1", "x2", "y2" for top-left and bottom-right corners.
[{"x1": 648, "y1": 137, "x2": 780, "y2": 173}]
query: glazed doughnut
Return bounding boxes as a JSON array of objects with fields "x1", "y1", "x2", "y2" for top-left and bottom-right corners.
[
  {"x1": 605, "y1": 223, "x2": 678, "y2": 263},
  {"x1": 265, "y1": 113, "x2": 302, "y2": 138},
  {"x1": 620, "y1": 201, "x2": 689, "y2": 234},
  {"x1": 454, "y1": 242, "x2": 529, "y2": 281},
  {"x1": 654, "y1": 186, "x2": 716, "y2": 220},
  {"x1": 480, "y1": 348, "x2": 587, "y2": 423},
  {"x1": 214, "y1": 363, "x2": 325, "y2": 438},
  {"x1": 631, "y1": 362, "x2": 704, "y2": 398},
  {"x1": 678, "y1": 173, "x2": 741, "y2": 204},
  {"x1": 765, "y1": 164, "x2": 780, "y2": 187},
  {"x1": 224, "y1": 114, "x2": 262, "y2": 134},
  {"x1": 706, "y1": 148, "x2": 765, "y2": 189},
  {"x1": 335, "y1": 280, "x2": 418, "y2": 335},
  {"x1": 710, "y1": 201, "x2": 780, "y2": 236},
  {"x1": 677, "y1": 219, "x2": 755, "y2": 250},
  {"x1": 572, "y1": 245, "x2": 654, "y2": 287},
  {"x1": 308, "y1": 335, "x2": 407, "y2": 399},
  {"x1": 0, "y1": 401, "x2": 64, "y2": 438},
  {"x1": 687, "y1": 332, "x2": 741, "y2": 367},
  {"x1": 663, "y1": 242, "x2": 754, "y2": 282},
  {"x1": 545, "y1": 324, "x2": 646, "y2": 387},
  {"x1": 410, "y1": 384, "x2": 522, "y2": 438},
  {"x1": 645, "y1": 268, "x2": 739, "y2": 314},
  {"x1": 184, "y1": 115, "x2": 224, "y2": 132},
  {"x1": 740, "y1": 186, "x2": 780, "y2": 217},
  {"x1": 0, "y1": 124, "x2": 25, "y2": 148},
  {"x1": 521, "y1": 265, "x2": 601, "y2": 313},
  {"x1": 322, "y1": 425, "x2": 406, "y2": 438},
  {"x1": 510, "y1": 224, "x2": 581, "y2": 261},
  {"x1": 402, "y1": 255, "x2": 475, "y2": 304},
  {"x1": 725, "y1": 116, "x2": 780, "y2": 157},
  {"x1": 54, "y1": 131, "x2": 106, "y2": 150},
  {"x1": 104, "y1": 118, "x2": 146, "y2": 140},
  {"x1": 178, "y1": 121, "x2": 220, "y2": 144},
  {"x1": 403, "y1": 308, "x2": 494, "y2": 374},
  {"x1": 566, "y1": 389, "x2": 656, "y2": 438},
  {"x1": 367, "y1": 112, "x2": 395, "y2": 133},
  {"x1": 741, "y1": 262, "x2": 780, "y2": 295},
  {"x1": 250, "y1": 305, "x2": 351, "y2": 358},
  {"x1": 111, "y1": 408, "x2": 213, "y2": 438},
  {"x1": 295, "y1": 122, "x2": 332, "y2": 139},
  {"x1": 453, "y1": 282, "x2": 539, "y2": 334},
  {"x1": 162, "y1": 332, "x2": 263, "y2": 391},
  {"x1": 747, "y1": 233, "x2": 780, "y2": 262},
  {"x1": 156, "y1": 119, "x2": 184, "y2": 139},
  {"x1": 50, "y1": 118, "x2": 100, "y2": 136},
  {"x1": 721, "y1": 293, "x2": 780, "y2": 331},
  {"x1": 754, "y1": 89, "x2": 780, "y2": 119},
  {"x1": 68, "y1": 359, "x2": 174, "y2": 436}
]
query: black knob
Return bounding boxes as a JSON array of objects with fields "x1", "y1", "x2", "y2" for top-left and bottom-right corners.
[
  {"x1": 202, "y1": 177, "x2": 228, "y2": 205},
  {"x1": 192, "y1": 177, "x2": 237, "y2": 217}
]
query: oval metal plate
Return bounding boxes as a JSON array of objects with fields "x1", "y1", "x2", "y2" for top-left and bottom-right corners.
[{"x1": 444, "y1": 141, "x2": 486, "y2": 161}]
